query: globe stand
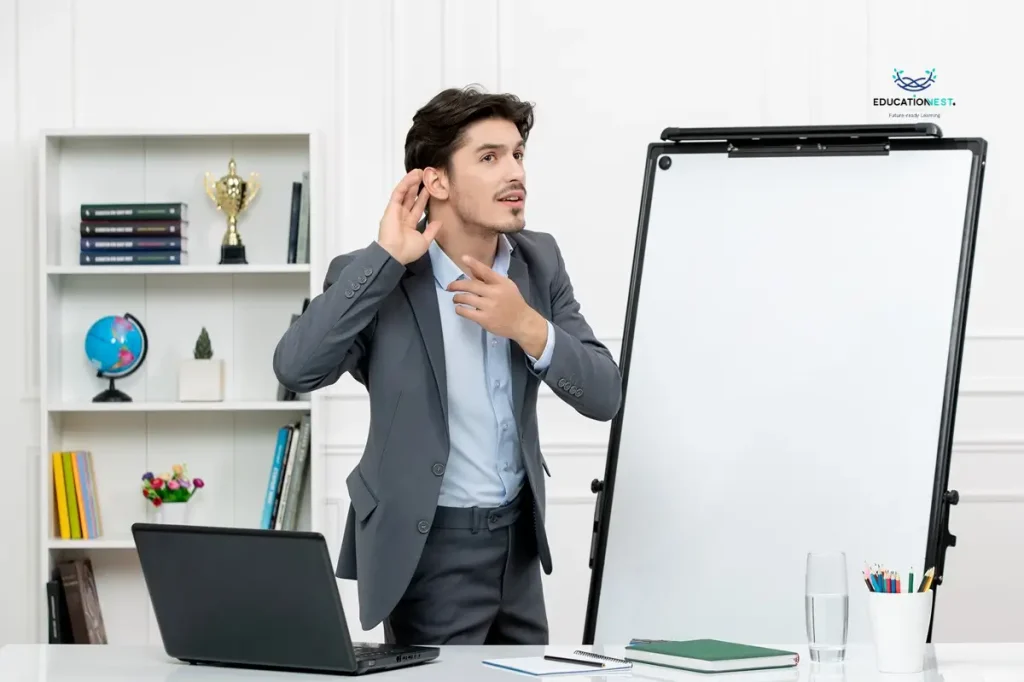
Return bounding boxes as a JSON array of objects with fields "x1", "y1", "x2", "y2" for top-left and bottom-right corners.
[{"x1": 92, "y1": 376, "x2": 133, "y2": 403}]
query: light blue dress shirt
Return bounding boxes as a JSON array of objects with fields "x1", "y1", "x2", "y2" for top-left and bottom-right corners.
[{"x1": 428, "y1": 236, "x2": 555, "y2": 508}]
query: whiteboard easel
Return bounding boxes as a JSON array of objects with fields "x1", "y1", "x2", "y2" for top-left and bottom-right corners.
[{"x1": 583, "y1": 124, "x2": 986, "y2": 647}]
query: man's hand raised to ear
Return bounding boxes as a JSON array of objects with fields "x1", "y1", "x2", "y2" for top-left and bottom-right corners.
[{"x1": 376, "y1": 169, "x2": 442, "y2": 265}]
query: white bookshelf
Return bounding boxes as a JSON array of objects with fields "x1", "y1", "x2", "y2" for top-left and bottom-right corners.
[{"x1": 36, "y1": 128, "x2": 326, "y2": 644}]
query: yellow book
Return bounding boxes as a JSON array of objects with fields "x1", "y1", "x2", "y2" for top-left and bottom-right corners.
[
  {"x1": 51, "y1": 452, "x2": 70, "y2": 539},
  {"x1": 61, "y1": 452, "x2": 81, "y2": 539},
  {"x1": 71, "y1": 454, "x2": 89, "y2": 539}
]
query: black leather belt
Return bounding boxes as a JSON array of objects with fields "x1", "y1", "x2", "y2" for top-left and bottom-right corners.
[{"x1": 432, "y1": 488, "x2": 529, "y2": 532}]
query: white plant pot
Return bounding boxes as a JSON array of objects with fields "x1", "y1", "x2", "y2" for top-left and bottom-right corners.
[
  {"x1": 178, "y1": 359, "x2": 225, "y2": 402},
  {"x1": 155, "y1": 501, "x2": 190, "y2": 525}
]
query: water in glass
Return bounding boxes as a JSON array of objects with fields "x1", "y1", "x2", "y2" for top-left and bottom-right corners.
[{"x1": 805, "y1": 551, "x2": 849, "y2": 663}]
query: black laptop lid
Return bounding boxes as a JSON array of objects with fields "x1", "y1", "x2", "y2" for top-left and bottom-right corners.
[{"x1": 132, "y1": 523, "x2": 359, "y2": 673}]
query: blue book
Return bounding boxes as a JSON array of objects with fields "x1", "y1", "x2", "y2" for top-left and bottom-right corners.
[{"x1": 260, "y1": 428, "x2": 290, "y2": 529}]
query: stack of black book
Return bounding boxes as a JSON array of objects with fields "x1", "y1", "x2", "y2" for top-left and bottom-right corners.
[{"x1": 79, "y1": 202, "x2": 189, "y2": 266}]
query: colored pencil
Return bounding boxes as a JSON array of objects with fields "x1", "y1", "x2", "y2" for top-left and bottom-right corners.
[{"x1": 918, "y1": 567, "x2": 935, "y2": 592}]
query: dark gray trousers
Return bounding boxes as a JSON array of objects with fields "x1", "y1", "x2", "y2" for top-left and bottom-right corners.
[{"x1": 383, "y1": 489, "x2": 549, "y2": 646}]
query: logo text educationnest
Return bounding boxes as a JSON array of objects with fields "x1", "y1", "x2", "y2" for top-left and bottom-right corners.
[{"x1": 873, "y1": 68, "x2": 956, "y2": 118}]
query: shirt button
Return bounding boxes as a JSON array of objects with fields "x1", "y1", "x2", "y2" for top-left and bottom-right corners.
[
  {"x1": 494, "y1": 380, "x2": 500, "y2": 388},
  {"x1": 492, "y1": 339, "x2": 497, "y2": 347},
  {"x1": 502, "y1": 423, "x2": 508, "y2": 431}
]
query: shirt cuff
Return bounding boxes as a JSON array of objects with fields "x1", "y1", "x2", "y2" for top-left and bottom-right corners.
[{"x1": 526, "y1": 321, "x2": 555, "y2": 372}]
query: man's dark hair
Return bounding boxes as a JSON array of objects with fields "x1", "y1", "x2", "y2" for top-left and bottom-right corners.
[{"x1": 404, "y1": 85, "x2": 535, "y2": 174}]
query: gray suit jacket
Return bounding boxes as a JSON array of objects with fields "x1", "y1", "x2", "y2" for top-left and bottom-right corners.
[{"x1": 272, "y1": 229, "x2": 622, "y2": 631}]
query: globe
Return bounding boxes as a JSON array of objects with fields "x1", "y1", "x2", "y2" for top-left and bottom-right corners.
[{"x1": 84, "y1": 313, "x2": 148, "y2": 402}]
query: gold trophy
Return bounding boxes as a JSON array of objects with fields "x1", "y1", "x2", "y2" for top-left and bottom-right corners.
[{"x1": 204, "y1": 158, "x2": 260, "y2": 265}]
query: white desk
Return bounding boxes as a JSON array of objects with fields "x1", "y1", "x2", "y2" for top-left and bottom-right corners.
[{"x1": 0, "y1": 643, "x2": 1022, "y2": 681}]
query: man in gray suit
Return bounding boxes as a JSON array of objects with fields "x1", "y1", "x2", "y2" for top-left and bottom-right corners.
[{"x1": 272, "y1": 86, "x2": 622, "y2": 646}]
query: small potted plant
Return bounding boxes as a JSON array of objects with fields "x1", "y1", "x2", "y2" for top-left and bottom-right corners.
[
  {"x1": 178, "y1": 326, "x2": 225, "y2": 401},
  {"x1": 142, "y1": 464, "x2": 205, "y2": 525}
]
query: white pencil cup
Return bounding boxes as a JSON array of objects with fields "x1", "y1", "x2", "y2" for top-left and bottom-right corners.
[{"x1": 867, "y1": 590, "x2": 934, "y2": 673}]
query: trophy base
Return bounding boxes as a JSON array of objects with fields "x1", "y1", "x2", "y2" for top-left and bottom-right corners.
[{"x1": 219, "y1": 244, "x2": 248, "y2": 265}]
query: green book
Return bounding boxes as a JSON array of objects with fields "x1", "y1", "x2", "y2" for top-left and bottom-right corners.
[{"x1": 624, "y1": 639, "x2": 800, "y2": 673}]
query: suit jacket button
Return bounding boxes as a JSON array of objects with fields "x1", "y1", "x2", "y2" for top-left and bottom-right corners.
[
  {"x1": 575, "y1": 388, "x2": 583, "y2": 398},
  {"x1": 364, "y1": 267, "x2": 373, "y2": 276},
  {"x1": 344, "y1": 289, "x2": 354, "y2": 298},
  {"x1": 417, "y1": 520, "x2": 430, "y2": 533},
  {"x1": 557, "y1": 378, "x2": 566, "y2": 388},
  {"x1": 431, "y1": 462, "x2": 445, "y2": 476}
]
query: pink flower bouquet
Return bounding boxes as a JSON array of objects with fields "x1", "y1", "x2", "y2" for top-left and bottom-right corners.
[{"x1": 142, "y1": 463, "x2": 205, "y2": 507}]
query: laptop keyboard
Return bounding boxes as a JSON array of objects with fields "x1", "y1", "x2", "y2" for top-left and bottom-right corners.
[{"x1": 353, "y1": 643, "x2": 398, "y2": 658}]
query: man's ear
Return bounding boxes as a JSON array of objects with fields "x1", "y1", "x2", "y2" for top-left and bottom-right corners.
[{"x1": 422, "y1": 167, "x2": 449, "y2": 201}]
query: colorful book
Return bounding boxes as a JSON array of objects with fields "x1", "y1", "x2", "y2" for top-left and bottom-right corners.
[
  {"x1": 51, "y1": 450, "x2": 103, "y2": 541},
  {"x1": 51, "y1": 452, "x2": 70, "y2": 539},
  {"x1": 624, "y1": 639, "x2": 800, "y2": 673},
  {"x1": 81, "y1": 236, "x2": 186, "y2": 252},
  {"x1": 80, "y1": 220, "x2": 188, "y2": 237},
  {"x1": 79, "y1": 251, "x2": 186, "y2": 265},
  {"x1": 80, "y1": 202, "x2": 187, "y2": 221},
  {"x1": 260, "y1": 427, "x2": 291, "y2": 529}
]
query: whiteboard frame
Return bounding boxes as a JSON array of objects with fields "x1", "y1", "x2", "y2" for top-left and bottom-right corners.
[{"x1": 581, "y1": 123, "x2": 987, "y2": 645}]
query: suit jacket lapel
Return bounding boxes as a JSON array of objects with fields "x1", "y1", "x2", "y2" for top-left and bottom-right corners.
[
  {"x1": 401, "y1": 254, "x2": 449, "y2": 437},
  {"x1": 506, "y1": 251, "x2": 531, "y2": 426}
]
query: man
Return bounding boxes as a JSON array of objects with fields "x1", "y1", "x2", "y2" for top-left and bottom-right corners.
[{"x1": 272, "y1": 85, "x2": 622, "y2": 646}]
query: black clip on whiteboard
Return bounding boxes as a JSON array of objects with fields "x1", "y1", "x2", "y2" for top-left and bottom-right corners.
[{"x1": 583, "y1": 123, "x2": 986, "y2": 647}]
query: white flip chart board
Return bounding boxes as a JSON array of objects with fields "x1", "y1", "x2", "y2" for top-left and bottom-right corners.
[{"x1": 583, "y1": 125, "x2": 986, "y2": 647}]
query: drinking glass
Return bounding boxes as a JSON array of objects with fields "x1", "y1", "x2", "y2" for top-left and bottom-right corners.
[{"x1": 805, "y1": 551, "x2": 849, "y2": 663}]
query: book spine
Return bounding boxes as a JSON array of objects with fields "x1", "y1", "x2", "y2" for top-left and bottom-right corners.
[
  {"x1": 260, "y1": 428, "x2": 289, "y2": 529},
  {"x1": 57, "y1": 561, "x2": 88, "y2": 643},
  {"x1": 80, "y1": 202, "x2": 187, "y2": 221},
  {"x1": 81, "y1": 237, "x2": 186, "y2": 251},
  {"x1": 46, "y1": 580, "x2": 61, "y2": 643},
  {"x1": 80, "y1": 220, "x2": 188, "y2": 237},
  {"x1": 297, "y1": 171, "x2": 310, "y2": 263},
  {"x1": 280, "y1": 414, "x2": 311, "y2": 531},
  {"x1": 287, "y1": 181, "x2": 301, "y2": 263},
  {"x1": 79, "y1": 251, "x2": 186, "y2": 265}
]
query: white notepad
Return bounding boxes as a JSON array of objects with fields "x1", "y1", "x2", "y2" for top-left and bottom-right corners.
[{"x1": 483, "y1": 649, "x2": 633, "y2": 676}]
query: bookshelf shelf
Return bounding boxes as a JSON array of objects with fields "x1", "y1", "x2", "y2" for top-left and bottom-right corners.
[
  {"x1": 46, "y1": 539, "x2": 136, "y2": 550},
  {"x1": 46, "y1": 264, "x2": 312, "y2": 276},
  {"x1": 48, "y1": 401, "x2": 312, "y2": 413},
  {"x1": 37, "y1": 128, "x2": 325, "y2": 646}
]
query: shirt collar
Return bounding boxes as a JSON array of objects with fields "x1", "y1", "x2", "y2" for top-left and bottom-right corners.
[{"x1": 428, "y1": 235, "x2": 514, "y2": 289}]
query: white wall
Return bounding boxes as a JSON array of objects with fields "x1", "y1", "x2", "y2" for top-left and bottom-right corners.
[{"x1": 1, "y1": 0, "x2": 1022, "y2": 645}]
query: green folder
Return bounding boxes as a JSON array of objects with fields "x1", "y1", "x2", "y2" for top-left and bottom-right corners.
[{"x1": 624, "y1": 639, "x2": 800, "y2": 673}]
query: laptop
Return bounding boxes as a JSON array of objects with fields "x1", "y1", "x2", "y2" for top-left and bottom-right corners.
[{"x1": 131, "y1": 522, "x2": 439, "y2": 675}]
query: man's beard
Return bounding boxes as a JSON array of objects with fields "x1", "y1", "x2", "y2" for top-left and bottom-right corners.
[{"x1": 454, "y1": 193, "x2": 525, "y2": 235}]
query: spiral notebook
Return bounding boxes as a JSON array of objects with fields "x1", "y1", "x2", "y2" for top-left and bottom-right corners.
[{"x1": 483, "y1": 649, "x2": 633, "y2": 676}]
